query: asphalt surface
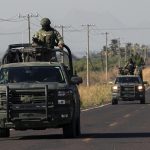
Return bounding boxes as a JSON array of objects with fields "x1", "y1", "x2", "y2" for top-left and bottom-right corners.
[{"x1": 1, "y1": 89, "x2": 150, "y2": 150}]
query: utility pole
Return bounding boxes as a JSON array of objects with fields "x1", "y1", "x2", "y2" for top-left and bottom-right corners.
[
  {"x1": 102, "y1": 32, "x2": 109, "y2": 83},
  {"x1": 82, "y1": 24, "x2": 95, "y2": 86},
  {"x1": 125, "y1": 45, "x2": 127, "y2": 62},
  {"x1": 118, "y1": 38, "x2": 121, "y2": 67},
  {"x1": 124, "y1": 43, "x2": 128, "y2": 63},
  {"x1": 19, "y1": 13, "x2": 39, "y2": 44},
  {"x1": 144, "y1": 47, "x2": 148, "y2": 63}
]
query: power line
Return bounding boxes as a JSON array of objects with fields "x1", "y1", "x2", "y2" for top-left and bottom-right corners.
[
  {"x1": 0, "y1": 31, "x2": 27, "y2": 35},
  {"x1": 30, "y1": 22, "x2": 41, "y2": 28},
  {"x1": 65, "y1": 29, "x2": 84, "y2": 32},
  {"x1": 37, "y1": 13, "x2": 43, "y2": 19},
  {"x1": 92, "y1": 27, "x2": 150, "y2": 31},
  {"x1": 54, "y1": 25, "x2": 71, "y2": 39},
  {"x1": 0, "y1": 19, "x2": 24, "y2": 22},
  {"x1": 0, "y1": 15, "x2": 25, "y2": 22}
]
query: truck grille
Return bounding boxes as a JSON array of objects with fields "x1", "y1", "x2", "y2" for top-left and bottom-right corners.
[
  {"x1": 120, "y1": 85, "x2": 136, "y2": 97},
  {"x1": 0, "y1": 89, "x2": 57, "y2": 108},
  {"x1": 9, "y1": 90, "x2": 56, "y2": 104},
  {"x1": 0, "y1": 87, "x2": 73, "y2": 122}
]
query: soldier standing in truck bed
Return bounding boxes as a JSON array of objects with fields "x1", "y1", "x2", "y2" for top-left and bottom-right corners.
[
  {"x1": 124, "y1": 58, "x2": 136, "y2": 75},
  {"x1": 32, "y1": 18, "x2": 64, "y2": 49}
]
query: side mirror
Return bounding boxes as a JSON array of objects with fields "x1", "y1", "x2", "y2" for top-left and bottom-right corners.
[{"x1": 71, "y1": 76, "x2": 83, "y2": 85}]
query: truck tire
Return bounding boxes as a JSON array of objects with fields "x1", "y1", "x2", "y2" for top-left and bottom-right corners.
[
  {"x1": 63, "y1": 116, "x2": 77, "y2": 138},
  {"x1": 63, "y1": 102, "x2": 80, "y2": 138},
  {"x1": 140, "y1": 97, "x2": 145, "y2": 104},
  {"x1": 0, "y1": 128, "x2": 10, "y2": 138},
  {"x1": 112, "y1": 98, "x2": 118, "y2": 105},
  {"x1": 75, "y1": 116, "x2": 81, "y2": 136}
]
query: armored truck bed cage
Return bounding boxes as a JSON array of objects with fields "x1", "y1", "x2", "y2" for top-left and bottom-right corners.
[{"x1": 2, "y1": 44, "x2": 73, "y2": 77}]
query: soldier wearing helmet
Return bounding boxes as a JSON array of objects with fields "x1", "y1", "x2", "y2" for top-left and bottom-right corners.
[{"x1": 32, "y1": 18, "x2": 64, "y2": 49}]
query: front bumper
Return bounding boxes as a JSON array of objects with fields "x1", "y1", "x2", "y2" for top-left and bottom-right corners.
[
  {"x1": 1, "y1": 104, "x2": 74, "y2": 129},
  {"x1": 112, "y1": 84, "x2": 145, "y2": 101},
  {"x1": 0, "y1": 85, "x2": 75, "y2": 129},
  {"x1": 112, "y1": 92, "x2": 145, "y2": 101}
]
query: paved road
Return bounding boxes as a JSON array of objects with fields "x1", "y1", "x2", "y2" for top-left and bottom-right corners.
[{"x1": 1, "y1": 89, "x2": 150, "y2": 150}]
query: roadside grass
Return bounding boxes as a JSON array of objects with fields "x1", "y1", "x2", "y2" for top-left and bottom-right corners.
[
  {"x1": 78, "y1": 70, "x2": 116, "y2": 108},
  {"x1": 79, "y1": 67, "x2": 150, "y2": 108},
  {"x1": 79, "y1": 84, "x2": 112, "y2": 108},
  {"x1": 78, "y1": 69, "x2": 117, "y2": 85},
  {"x1": 143, "y1": 67, "x2": 150, "y2": 84}
]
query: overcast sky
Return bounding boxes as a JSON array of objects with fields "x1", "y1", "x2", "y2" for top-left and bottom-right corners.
[{"x1": 0, "y1": 0, "x2": 150, "y2": 56}]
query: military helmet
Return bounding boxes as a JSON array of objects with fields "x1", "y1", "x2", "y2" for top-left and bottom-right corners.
[{"x1": 40, "y1": 18, "x2": 51, "y2": 26}]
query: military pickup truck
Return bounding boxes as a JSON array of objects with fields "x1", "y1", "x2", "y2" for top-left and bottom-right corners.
[
  {"x1": 111, "y1": 75, "x2": 146, "y2": 105},
  {"x1": 0, "y1": 44, "x2": 82, "y2": 138}
]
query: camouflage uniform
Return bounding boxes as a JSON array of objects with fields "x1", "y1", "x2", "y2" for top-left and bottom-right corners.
[
  {"x1": 124, "y1": 58, "x2": 135, "y2": 75},
  {"x1": 32, "y1": 18, "x2": 64, "y2": 48}
]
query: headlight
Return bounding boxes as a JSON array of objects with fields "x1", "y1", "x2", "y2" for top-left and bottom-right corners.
[
  {"x1": 57, "y1": 90, "x2": 73, "y2": 105},
  {"x1": 138, "y1": 85, "x2": 143, "y2": 91},
  {"x1": 58, "y1": 90, "x2": 73, "y2": 97},
  {"x1": 112, "y1": 85, "x2": 118, "y2": 91},
  {"x1": 58, "y1": 91, "x2": 66, "y2": 97}
]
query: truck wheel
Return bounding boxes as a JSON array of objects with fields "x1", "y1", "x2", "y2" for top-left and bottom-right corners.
[
  {"x1": 0, "y1": 128, "x2": 10, "y2": 138},
  {"x1": 63, "y1": 110, "x2": 81, "y2": 138},
  {"x1": 112, "y1": 98, "x2": 118, "y2": 105},
  {"x1": 140, "y1": 97, "x2": 145, "y2": 104},
  {"x1": 63, "y1": 117, "x2": 77, "y2": 138},
  {"x1": 75, "y1": 116, "x2": 81, "y2": 136}
]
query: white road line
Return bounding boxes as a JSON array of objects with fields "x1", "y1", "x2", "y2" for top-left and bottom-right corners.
[
  {"x1": 82, "y1": 138, "x2": 92, "y2": 142},
  {"x1": 146, "y1": 86, "x2": 150, "y2": 91},
  {"x1": 109, "y1": 122, "x2": 118, "y2": 127},
  {"x1": 123, "y1": 114, "x2": 131, "y2": 118},
  {"x1": 81, "y1": 103, "x2": 111, "y2": 112}
]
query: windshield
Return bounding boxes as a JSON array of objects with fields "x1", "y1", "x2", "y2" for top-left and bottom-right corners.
[
  {"x1": 0, "y1": 66, "x2": 65, "y2": 84},
  {"x1": 115, "y1": 77, "x2": 140, "y2": 84}
]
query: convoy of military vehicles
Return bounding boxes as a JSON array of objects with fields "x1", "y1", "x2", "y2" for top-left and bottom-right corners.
[{"x1": 0, "y1": 41, "x2": 148, "y2": 138}]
